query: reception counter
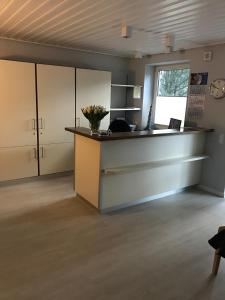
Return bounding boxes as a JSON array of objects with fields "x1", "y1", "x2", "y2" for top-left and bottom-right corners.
[{"x1": 65, "y1": 127, "x2": 213, "y2": 212}]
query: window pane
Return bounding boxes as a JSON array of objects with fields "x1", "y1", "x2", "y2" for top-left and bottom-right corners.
[
  {"x1": 158, "y1": 69, "x2": 189, "y2": 97},
  {"x1": 154, "y1": 96, "x2": 187, "y2": 126}
]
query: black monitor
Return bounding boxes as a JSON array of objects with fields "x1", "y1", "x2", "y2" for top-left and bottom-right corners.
[{"x1": 168, "y1": 118, "x2": 181, "y2": 130}]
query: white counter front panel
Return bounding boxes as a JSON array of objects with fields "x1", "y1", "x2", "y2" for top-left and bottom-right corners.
[{"x1": 99, "y1": 133, "x2": 206, "y2": 210}]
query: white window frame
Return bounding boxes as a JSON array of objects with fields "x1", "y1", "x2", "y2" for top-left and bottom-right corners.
[{"x1": 152, "y1": 64, "x2": 190, "y2": 126}]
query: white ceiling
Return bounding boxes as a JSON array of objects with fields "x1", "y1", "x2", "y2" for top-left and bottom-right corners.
[{"x1": 1, "y1": 0, "x2": 225, "y2": 57}]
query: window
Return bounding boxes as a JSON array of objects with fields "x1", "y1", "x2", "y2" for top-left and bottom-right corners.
[{"x1": 153, "y1": 65, "x2": 190, "y2": 126}]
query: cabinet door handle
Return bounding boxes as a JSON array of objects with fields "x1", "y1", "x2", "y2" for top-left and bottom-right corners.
[
  {"x1": 33, "y1": 148, "x2": 37, "y2": 159},
  {"x1": 32, "y1": 119, "x2": 36, "y2": 130},
  {"x1": 39, "y1": 118, "x2": 44, "y2": 129},
  {"x1": 41, "y1": 146, "x2": 44, "y2": 158}
]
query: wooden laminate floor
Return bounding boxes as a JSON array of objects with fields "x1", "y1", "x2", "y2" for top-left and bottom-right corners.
[{"x1": 0, "y1": 175, "x2": 225, "y2": 300}]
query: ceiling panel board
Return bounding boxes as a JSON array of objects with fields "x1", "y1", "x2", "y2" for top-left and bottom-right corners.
[
  {"x1": 0, "y1": 0, "x2": 225, "y2": 56},
  {"x1": 23, "y1": 0, "x2": 101, "y2": 39},
  {"x1": 55, "y1": 0, "x2": 219, "y2": 47},
  {"x1": 51, "y1": 12, "x2": 138, "y2": 43},
  {"x1": 37, "y1": 1, "x2": 140, "y2": 42},
  {"x1": 20, "y1": 0, "x2": 92, "y2": 39},
  {"x1": 3, "y1": 0, "x2": 56, "y2": 35},
  {"x1": 34, "y1": 1, "x2": 130, "y2": 41},
  {"x1": 0, "y1": 0, "x2": 15, "y2": 18},
  {"x1": 11, "y1": 0, "x2": 69, "y2": 38}
]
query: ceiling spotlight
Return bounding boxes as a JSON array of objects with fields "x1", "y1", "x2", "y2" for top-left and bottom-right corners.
[
  {"x1": 121, "y1": 23, "x2": 132, "y2": 38},
  {"x1": 162, "y1": 33, "x2": 174, "y2": 53}
]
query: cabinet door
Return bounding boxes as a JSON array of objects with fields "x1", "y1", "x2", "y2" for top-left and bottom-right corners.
[
  {"x1": 39, "y1": 143, "x2": 73, "y2": 175},
  {"x1": 0, "y1": 146, "x2": 38, "y2": 182},
  {"x1": 76, "y1": 69, "x2": 111, "y2": 130},
  {"x1": 37, "y1": 64, "x2": 75, "y2": 144},
  {"x1": 0, "y1": 60, "x2": 37, "y2": 147}
]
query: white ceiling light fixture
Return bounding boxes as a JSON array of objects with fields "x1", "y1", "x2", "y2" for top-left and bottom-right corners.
[
  {"x1": 121, "y1": 23, "x2": 132, "y2": 39},
  {"x1": 162, "y1": 33, "x2": 175, "y2": 53}
]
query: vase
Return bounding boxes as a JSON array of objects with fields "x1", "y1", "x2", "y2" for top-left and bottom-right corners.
[{"x1": 89, "y1": 120, "x2": 101, "y2": 135}]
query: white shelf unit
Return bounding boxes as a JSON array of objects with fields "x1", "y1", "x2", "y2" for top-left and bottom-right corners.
[
  {"x1": 110, "y1": 82, "x2": 142, "y2": 122},
  {"x1": 110, "y1": 107, "x2": 141, "y2": 111},
  {"x1": 111, "y1": 84, "x2": 142, "y2": 88}
]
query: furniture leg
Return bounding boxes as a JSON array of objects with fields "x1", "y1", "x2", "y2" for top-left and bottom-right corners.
[
  {"x1": 211, "y1": 226, "x2": 225, "y2": 275},
  {"x1": 212, "y1": 250, "x2": 221, "y2": 275}
]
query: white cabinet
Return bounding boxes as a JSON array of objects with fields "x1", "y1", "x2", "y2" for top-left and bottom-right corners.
[
  {"x1": 0, "y1": 60, "x2": 37, "y2": 148},
  {"x1": 0, "y1": 60, "x2": 112, "y2": 182},
  {"x1": 0, "y1": 146, "x2": 38, "y2": 181},
  {"x1": 76, "y1": 68, "x2": 111, "y2": 130},
  {"x1": 0, "y1": 60, "x2": 37, "y2": 181},
  {"x1": 37, "y1": 64, "x2": 75, "y2": 144},
  {"x1": 39, "y1": 143, "x2": 73, "y2": 175},
  {"x1": 37, "y1": 64, "x2": 75, "y2": 175}
]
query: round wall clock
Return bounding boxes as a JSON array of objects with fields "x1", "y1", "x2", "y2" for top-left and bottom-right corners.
[{"x1": 210, "y1": 79, "x2": 225, "y2": 99}]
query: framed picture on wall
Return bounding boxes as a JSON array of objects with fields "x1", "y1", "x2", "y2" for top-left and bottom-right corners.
[{"x1": 190, "y1": 72, "x2": 208, "y2": 85}]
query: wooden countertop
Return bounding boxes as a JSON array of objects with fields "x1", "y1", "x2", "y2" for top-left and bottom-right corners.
[{"x1": 65, "y1": 127, "x2": 214, "y2": 141}]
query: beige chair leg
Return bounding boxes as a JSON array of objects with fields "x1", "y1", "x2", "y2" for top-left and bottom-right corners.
[{"x1": 212, "y1": 250, "x2": 221, "y2": 275}]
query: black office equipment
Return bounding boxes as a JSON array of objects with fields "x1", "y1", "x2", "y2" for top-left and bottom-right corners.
[
  {"x1": 109, "y1": 119, "x2": 131, "y2": 132},
  {"x1": 144, "y1": 105, "x2": 153, "y2": 130}
]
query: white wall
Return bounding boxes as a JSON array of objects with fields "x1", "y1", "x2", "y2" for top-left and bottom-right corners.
[
  {"x1": 129, "y1": 44, "x2": 225, "y2": 195},
  {"x1": 0, "y1": 38, "x2": 128, "y2": 82}
]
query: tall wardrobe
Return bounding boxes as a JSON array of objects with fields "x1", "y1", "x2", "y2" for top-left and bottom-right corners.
[
  {"x1": 37, "y1": 64, "x2": 75, "y2": 175},
  {"x1": 0, "y1": 59, "x2": 111, "y2": 183}
]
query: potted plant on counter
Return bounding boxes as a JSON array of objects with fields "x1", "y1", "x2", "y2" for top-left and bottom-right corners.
[{"x1": 81, "y1": 105, "x2": 109, "y2": 135}]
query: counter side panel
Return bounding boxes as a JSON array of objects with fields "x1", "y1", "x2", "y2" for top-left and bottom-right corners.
[{"x1": 75, "y1": 134, "x2": 100, "y2": 208}]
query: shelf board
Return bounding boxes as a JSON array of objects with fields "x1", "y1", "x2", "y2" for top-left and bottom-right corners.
[
  {"x1": 110, "y1": 107, "x2": 141, "y2": 111},
  {"x1": 111, "y1": 84, "x2": 142, "y2": 88},
  {"x1": 102, "y1": 155, "x2": 209, "y2": 175}
]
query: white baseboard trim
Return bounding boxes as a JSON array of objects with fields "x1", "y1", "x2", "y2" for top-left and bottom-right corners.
[
  {"x1": 101, "y1": 186, "x2": 192, "y2": 213},
  {"x1": 0, "y1": 171, "x2": 73, "y2": 187},
  {"x1": 198, "y1": 185, "x2": 225, "y2": 198}
]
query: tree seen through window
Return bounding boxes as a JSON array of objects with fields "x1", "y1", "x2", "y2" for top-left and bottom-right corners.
[{"x1": 157, "y1": 69, "x2": 189, "y2": 97}]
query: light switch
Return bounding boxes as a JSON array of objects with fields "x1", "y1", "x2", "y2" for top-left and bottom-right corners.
[{"x1": 219, "y1": 133, "x2": 224, "y2": 145}]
